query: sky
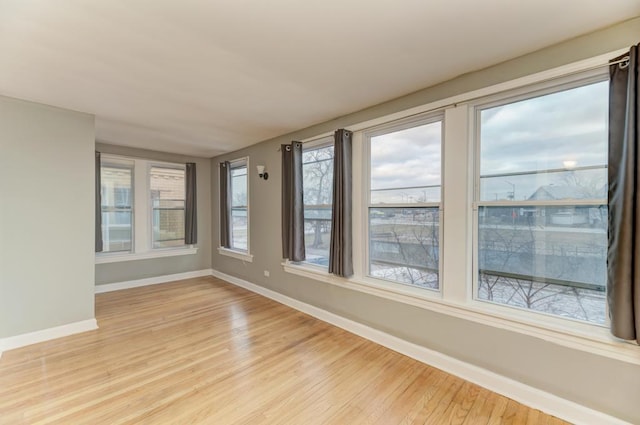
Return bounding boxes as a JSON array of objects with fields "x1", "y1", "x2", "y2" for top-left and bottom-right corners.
[
  {"x1": 370, "y1": 120, "x2": 441, "y2": 203},
  {"x1": 369, "y1": 80, "x2": 608, "y2": 204}
]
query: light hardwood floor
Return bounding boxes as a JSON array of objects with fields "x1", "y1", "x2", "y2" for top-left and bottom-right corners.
[{"x1": 0, "y1": 277, "x2": 568, "y2": 424}]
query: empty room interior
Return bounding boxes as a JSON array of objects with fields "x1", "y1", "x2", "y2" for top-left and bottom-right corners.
[{"x1": 1, "y1": 1, "x2": 640, "y2": 424}]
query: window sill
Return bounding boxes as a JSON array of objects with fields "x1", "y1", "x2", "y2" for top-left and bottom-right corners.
[
  {"x1": 282, "y1": 261, "x2": 640, "y2": 365},
  {"x1": 96, "y1": 246, "x2": 198, "y2": 264},
  {"x1": 218, "y1": 247, "x2": 253, "y2": 262}
]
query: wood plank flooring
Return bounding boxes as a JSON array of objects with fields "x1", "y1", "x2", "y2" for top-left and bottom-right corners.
[{"x1": 0, "y1": 277, "x2": 568, "y2": 424}]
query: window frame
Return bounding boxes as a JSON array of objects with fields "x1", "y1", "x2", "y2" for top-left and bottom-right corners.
[
  {"x1": 148, "y1": 161, "x2": 187, "y2": 250},
  {"x1": 363, "y1": 113, "x2": 445, "y2": 292},
  {"x1": 470, "y1": 71, "x2": 609, "y2": 326},
  {"x1": 99, "y1": 156, "x2": 135, "y2": 254},
  {"x1": 96, "y1": 154, "x2": 197, "y2": 264},
  {"x1": 218, "y1": 156, "x2": 254, "y2": 262},
  {"x1": 301, "y1": 136, "x2": 335, "y2": 269}
]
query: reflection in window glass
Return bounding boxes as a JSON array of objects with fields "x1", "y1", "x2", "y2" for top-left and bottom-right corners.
[
  {"x1": 369, "y1": 208, "x2": 439, "y2": 289},
  {"x1": 477, "y1": 81, "x2": 608, "y2": 324},
  {"x1": 101, "y1": 163, "x2": 133, "y2": 253},
  {"x1": 480, "y1": 81, "x2": 608, "y2": 202},
  {"x1": 150, "y1": 167, "x2": 185, "y2": 249},
  {"x1": 302, "y1": 144, "x2": 334, "y2": 266},
  {"x1": 370, "y1": 121, "x2": 442, "y2": 204},
  {"x1": 230, "y1": 163, "x2": 248, "y2": 251},
  {"x1": 368, "y1": 119, "x2": 442, "y2": 290}
]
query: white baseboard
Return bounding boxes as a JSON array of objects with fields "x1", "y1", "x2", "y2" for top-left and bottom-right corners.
[
  {"x1": 0, "y1": 319, "x2": 98, "y2": 358},
  {"x1": 95, "y1": 269, "x2": 214, "y2": 293},
  {"x1": 211, "y1": 269, "x2": 630, "y2": 425}
]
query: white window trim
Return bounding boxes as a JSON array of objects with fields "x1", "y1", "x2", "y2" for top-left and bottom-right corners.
[
  {"x1": 218, "y1": 247, "x2": 254, "y2": 263},
  {"x1": 301, "y1": 137, "x2": 334, "y2": 268},
  {"x1": 96, "y1": 246, "x2": 198, "y2": 264},
  {"x1": 148, "y1": 161, "x2": 187, "y2": 250},
  {"x1": 470, "y1": 73, "x2": 609, "y2": 327},
  {"x1": 217, "y1": 157, "x2": 252, "y2": 260},
  {"x1": 96, "y1": 155, "x2": 194, "y2": 264},
  {"x1": 364, "y1": 113, "x2": 444, "y2": 291},
  {"x1": 282, "y1": 48, "x2": 640, "y2": 366}
]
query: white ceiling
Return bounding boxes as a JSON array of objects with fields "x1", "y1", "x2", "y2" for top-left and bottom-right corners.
[{"x1": 0, "y1": 1, "x2": 638, "y2": 157}]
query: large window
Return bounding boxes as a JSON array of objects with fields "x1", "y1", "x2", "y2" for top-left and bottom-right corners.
[
  {"x1": 150, "y1": 166, "x2": 186, "y2": 249},
  {"x1": 475, "y1": 79, "x2": 608, "y2": 324},
  {"x1": 367, "y1": 117, "x2": 442, "y2": 290},
  {"x1": 101, "y1": 158, "x2": 134, "y2": 253},
  {"x1": 230, "y1": 160, "x2": 248, "y2": 251},
  {"x1": 302, "y1": 141, "x2": 334, "y2": 266},
  {"x1": 281, "y1": 60, "x2": 624, "y2": 359}
]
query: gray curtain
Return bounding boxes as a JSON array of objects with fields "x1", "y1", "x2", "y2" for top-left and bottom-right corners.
[
  {"x1": 608, "y1": 44, "x2": 639, "y2": 344},
  {"x1": 95, "y1": 151, "x2": 103, "y2": 253},
  {"x1": 219, "y1": 161, "x2": 231, "y2": 248},
  {"x1": 282, "y1": 142, "x2": 305, "y2": 261},
  {"x1": 185, "y1": 162, "x2": 197, "y2": 245},
  {"x1": 329, "y1": 129, "x2": 353, "y2": 277}
]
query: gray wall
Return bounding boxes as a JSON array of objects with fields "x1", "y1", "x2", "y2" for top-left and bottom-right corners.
[
  {"x1": 210, "y1": 18, "x2": 640, "y2": 423},
  {"x1": 0, "y1": 96, "x2": 95, "y2": 338},
  {"x1": 95, "y1": 143, "x2": 212, "y2": 285}
]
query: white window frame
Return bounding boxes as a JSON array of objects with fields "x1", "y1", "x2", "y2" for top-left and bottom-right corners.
[
  {"x1": 363, "y1": 113, "x2": 444, "y2": 292},
  {"x1": 218, "y1": 157, "x2": 253, "y2": 262},
  {"x1": 149, "y1": 161, "x2": 188, "y2": 250},
  {"x1": 99, "y1": 156, "x2": 135, "y2": 254},
  {"x1": 96, "y1": 155, "x2": 197, "y2": 264},
  {"x1": 470, "y1": 71, "x2": 609, "y2": 326},
  {"x1": 282, "y1": 49, "x2": 640, "y2": 365},
  {"x1": 300, "y1": 136, "x2": 335, "y2": 269}
]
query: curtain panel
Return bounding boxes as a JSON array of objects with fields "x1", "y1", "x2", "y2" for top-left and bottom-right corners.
[
  {"x1": 608, "y1": 44, "x2": 639, "y2": 344},
  {"x1": 282, "y1": 142, "x2": 305, "y2": 262},
  {"x1": 185, "y1": 162, "x2": 197, "y2": 245},
  {"x1": 95, "y1": 151, "x2": 103, "y2": 253},
  {"x1": 329, "y1": 129, "x2": 354, "y2": 277},
  {"x1": 219, "y1": 161, "x2": 231, "y2": 248}
]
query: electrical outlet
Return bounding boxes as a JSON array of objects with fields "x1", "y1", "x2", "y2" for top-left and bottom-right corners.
[{"x1": 263, "y1": 270, "x2": 270, "y2": 277}]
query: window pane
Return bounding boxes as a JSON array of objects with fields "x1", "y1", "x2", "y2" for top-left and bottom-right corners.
[
  {"x1": 101, "y1": 164, "x2": 133, "y2": 253},
  {"x1": 303, "y1": 145, "x2": 334, "y2": 266},
  {"x1": 477, "y1": 81, "x2": 608, "y2": 324},
  {"x1": 230, "y1": 164, "x2": 248, "y2": 251},
  {"x1": 369, "y1": 207, "x2": 439, "y2": 290},
  {"x1": 231, "y1": 207, "x2": 248, "y2": 250},
  {"x1": 477, "y1": 206, "x2": 606, "y2": 324},
  {"x1": 479, "y1": 81, "x2": 608, "y2": 202},
  {"x1": 150, "y1": 167, "x2": 185, "y2": 249},
  {"x1": 370, "y1": 121, "x2": 441, "y2": 204}
]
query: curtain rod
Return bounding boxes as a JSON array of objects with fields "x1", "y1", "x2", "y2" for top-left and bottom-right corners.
[
  {"x1": 289, "y1": 54, "x2": 632, "y2": 148},
  {"x1": 352, "y1": 55, "x2": 632, "y2": 134}
]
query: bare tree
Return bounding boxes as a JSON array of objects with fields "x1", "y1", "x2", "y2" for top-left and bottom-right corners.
[
  {"x1": 477, "y1": 207, "x2": 606, "y2": 324},
  {"x1": 303, "y1": 148, "x2": 334, "y2": 249}
]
